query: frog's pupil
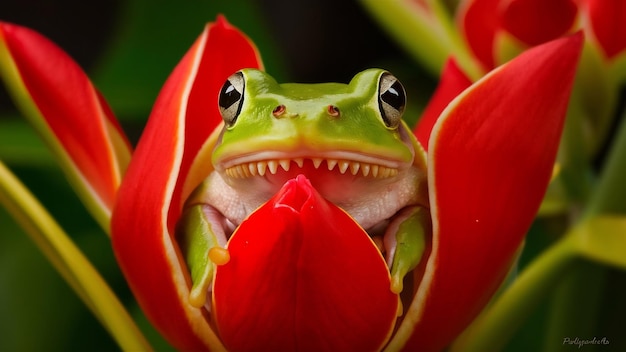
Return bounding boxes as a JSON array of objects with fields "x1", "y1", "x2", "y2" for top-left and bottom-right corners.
[
  {"x1": 381, "y1": 81, "x2": 405, "y2": 111},
  {"x1": 219, "y1": 81, "x2": 242, "y2": 109},
  {"x1": 219, "y1": 72, "x2": 245, "y2": 126}
]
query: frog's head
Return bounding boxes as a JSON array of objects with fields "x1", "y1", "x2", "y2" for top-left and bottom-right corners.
[{"x1": 212, "y1": 68, "x2": 425, "y2": 202}]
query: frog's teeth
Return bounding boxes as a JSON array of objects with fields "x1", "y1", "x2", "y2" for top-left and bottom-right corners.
[
  {"x1": 267, "y1": 160, "x2": 279, "y2": 174},
  {"x1": 371, "y1": 165, "x2": 379, "y2": 178},
  {"x1": 379, "y1": 166, "x2": 398, "y2": 178},
  {"x1": 338, "y1": 161, "x2": 350, "y2": 174},
  {"x1": 229, "y1": 166, "x2": 238, "y2": 178},
  {"x1": 349, "y1": 162, "x2": 360, "y2": 175},
  {"x1": 242, "y1": 165, "x2": 252, "y2": 177},
  {"x1": 361, "y1": 163, "x2": 371, "y2": 177},
  {"x1": 279, "y1": 159, "x2": 291, "y2": 171},
  {"x1": 327, "y1": 159, "x2": 338, "y2": 171},
  {"x1": 257, "y1": 161, "x2": 267, "y2": 176},
  {"x1": 379, "y1": 166, "x2": 390, "y2": 178},
  {"x1": 225, "y1": 158, "x2": 399, "y2": 179},
  {"x1": 312, "y1": 158, "x2": 324, "y2": 169},
  {"x1": 247, "y1": 163, "x2": 257, "y2": 176},
  {"x1": 232, "y1": 165, "x2": 245, "y2": 178}
]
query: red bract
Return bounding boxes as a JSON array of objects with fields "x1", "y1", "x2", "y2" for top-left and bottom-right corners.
[
  {"x1": 414, "y1": 59, "x2": 472, "y2": 149},
  {"x1": 110, "y1": 16, "x2": 262, "y2": 351},
  {"x1": 500, "y1": 0, "x2": 578, "y2": 46},
  {"x1": 459, "y1": 0, "x2": 578, "y2": 70},
  {"x1": 213, "y1": 175, "x2": 398, "y2": 351},
  {"x1": 583, "y1": 0, "x2": 626, "y2": 59},
  {"x1": 0, "y1": 22, "x2": 131, "y2": 226},
  {"x1": 392, "y1": 33, "x2": 582, "y2": 351},
  {"x1": 458, "y1": 0, "x2": 626, "y2": 71}
]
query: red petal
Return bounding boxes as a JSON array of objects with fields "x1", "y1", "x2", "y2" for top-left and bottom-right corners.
[
  {"x1": 213, "y1": 175, "x2": 398, "y2": 352},
  {"x1": 457, "y1": 0, "x2": 503, "y2": 70},
  {"x1": 0, "y1": 22, "x2": 131, "y2": 216},
  {"x1": 393, "y1": 34, "x2": 583, "y2": 351},
  {"x1": 584, "y1": 0, "x2": 626, "y2": 59},
  {"x1": 111, "y1": 16, "x2": 262, "y2": 351},
  {"x1": 414, "y1": 59, "x2": 472, "y2": 150},
  {"x1": 501, "y1": 0, "x2": 578, "y2": 46}
]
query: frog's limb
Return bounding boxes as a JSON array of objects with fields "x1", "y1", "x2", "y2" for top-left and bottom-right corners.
[
  {"x1": 384, "y1": 206, "x2": 431, "y2": 294},
  {"x1": 177, "y1": 204, "x2": 229, "y2": 308}
]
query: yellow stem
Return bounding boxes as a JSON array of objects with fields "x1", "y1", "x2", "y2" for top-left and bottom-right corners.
[{"x1": 0, "y1": 161, "x2": 152, "y2": 351}]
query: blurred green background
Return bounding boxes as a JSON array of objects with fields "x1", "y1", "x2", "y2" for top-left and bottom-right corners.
[{"x1": 0, "y1": 1, "x2": 624, "y2": 351}]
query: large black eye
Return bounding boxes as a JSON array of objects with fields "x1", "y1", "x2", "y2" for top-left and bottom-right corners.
[
  {"x1": 378, "y1": 72, "x2": 406, "y2": 129},
  {"x1": 219, "y1": 72, "x2": 245, "y2": 127}
]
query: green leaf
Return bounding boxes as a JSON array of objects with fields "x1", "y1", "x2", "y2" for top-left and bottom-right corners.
[
  {"x1": 575, "y1": 216, "x2": 626, "y2": 270},
  {"x1": 360, "y1": 0, "x2": 482, "y2": 79}
]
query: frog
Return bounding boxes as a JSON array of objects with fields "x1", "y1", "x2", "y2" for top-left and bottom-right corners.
[{"x1": 177, "y1": 68, "x2": 431, "y2": 309}]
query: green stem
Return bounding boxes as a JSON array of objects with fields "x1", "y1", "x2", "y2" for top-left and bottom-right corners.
[
  {"x1": 359, "y1": 0, "x2": 483, "y2": 80},
  {"x1": 0, "y1": 161, "x2": 152, "y2": 351},
  {"x1": 586, "y1": 108, "x2": 626, "y2": 216},
  {"x1": 543, "y1": 261, "x2": 606, "y2": 351},
  {"x1": 559, "y1": 105, "x2": 594, "y2": 206},
  {"x1": 542, "y1": 98, "x2": 626, "y2": 352},
  {"x1": 450, "y1": 234, "x2": 579, "y2": 352}
]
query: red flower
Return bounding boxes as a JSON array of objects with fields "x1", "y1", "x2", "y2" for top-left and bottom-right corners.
[
  {"x1": 0, "y1": 15, "x2": 582, "y2": 351},
  {"x1": 583, "y1": 0, "x2": 626, "y2": 59},
  {"x1": 115, "y1": 30, "x2": 578, "y2": 350},
  {"x1": 459, "y1": 0, "x2": 625, "y2": 70}
]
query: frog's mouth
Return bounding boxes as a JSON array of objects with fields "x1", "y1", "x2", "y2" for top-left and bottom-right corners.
[
  {"x1": 219, "y1": 151, "x2": 403, "y2": 181},
  {"x1": 215, "y1": 150, "x2": 421, "y2": 232},
  {"x1": 225, "y1": 157, "x2": 399, "y2": 179}
]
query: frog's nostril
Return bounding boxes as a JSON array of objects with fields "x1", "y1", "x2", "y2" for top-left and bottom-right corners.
[
  {"x1": 327, "y1": 105, "x2": 340, "y2": 118},
  {"x1": 272, "y1": 105, "x2": 286, "y2": 117}
]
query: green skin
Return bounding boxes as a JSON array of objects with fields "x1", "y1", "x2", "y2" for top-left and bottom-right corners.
[{"x1": 178, "y1": 68, "x2": 431, "y2": 308}]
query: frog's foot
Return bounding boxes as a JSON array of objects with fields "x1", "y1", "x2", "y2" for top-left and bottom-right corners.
[
  {"x1": 382, "y1": 206, "x2": 431, "y2": 295},
  {"x1": 177, "y1": 204, "x2": 232, "y2": 308}
]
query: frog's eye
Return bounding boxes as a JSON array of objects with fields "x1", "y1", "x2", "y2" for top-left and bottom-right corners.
[
  {"x1": 378, "y1": 72, "x2": 406, "y2": 129},
  {"x1": 219, "y1": 72, "x2": 245, "y2": 127}
]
